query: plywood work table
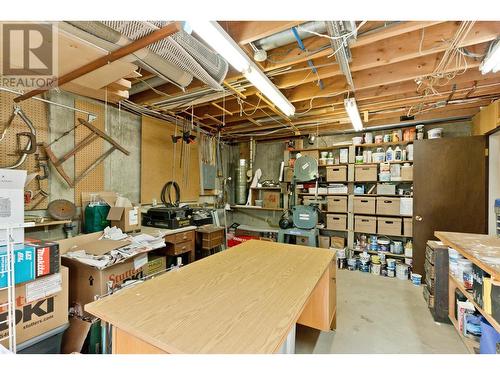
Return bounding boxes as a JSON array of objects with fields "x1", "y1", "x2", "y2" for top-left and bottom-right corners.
[{"x1": 85, "y1": 240, "x2": 336, "y2": 354}]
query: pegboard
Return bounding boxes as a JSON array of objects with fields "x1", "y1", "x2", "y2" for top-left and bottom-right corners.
[
  {"x1": 141, "y1": 115, "x2": 200, "y2": 204},
  {"x1": 74, "y1": 99, "x2": 105, "y2": 206},
  {"x1": 0, "y1": 90, "x2": 49, "y2": 210}
]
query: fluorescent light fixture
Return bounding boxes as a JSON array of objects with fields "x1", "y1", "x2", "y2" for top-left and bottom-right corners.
[
  {"x1": 187, "y1": 21, "x2": 295, "y2": 117},
  {"x1": 245, "y1": 67, "x2": 295, "y2": 116},
  {"x1": 344, "y1": 98, "x2": 364, "y2": 131},
  {"x1": 480, "y1": 40, "x2": 500, "y2": 74}
]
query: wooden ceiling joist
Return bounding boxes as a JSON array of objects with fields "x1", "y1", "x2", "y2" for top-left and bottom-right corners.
[{"x1": 223, "y1": 21, "x2": 302, "y2": 45}]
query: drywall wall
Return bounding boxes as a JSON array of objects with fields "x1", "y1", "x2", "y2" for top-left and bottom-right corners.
[{"x1": 488, "y1": 130, "x2": 500, "y2": 235}]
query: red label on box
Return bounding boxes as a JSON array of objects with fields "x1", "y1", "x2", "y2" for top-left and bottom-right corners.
[{"x1": 37, "y1": 247, "x2": 50, "y2": 277}]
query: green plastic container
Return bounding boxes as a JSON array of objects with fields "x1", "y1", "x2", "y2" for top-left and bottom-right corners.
[{"x1": 84, "y1": 204, "x2": 111, "y2": 233}]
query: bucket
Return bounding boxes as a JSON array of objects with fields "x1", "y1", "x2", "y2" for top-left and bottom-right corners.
[
  {"x1": 396, "y1": 263, "x2": 409, "y2": 280},
  {"x1": 371, "y1": 263, "x2": 381, "y2": 275},
  {"x1": 411, "y1": 273, "x2": 422, "y2": 286},
  {"x1": 392, "y1": 241, "x2": 403, "y2": 254},
  {"x1": 386, "y1": 259, "x2": 397, "y2": 269},
  {"x1": 387, "y1": 268, "x2": 395, "y2": 278},
  {"x1": 378, "y1": 239, "x2": 390, "y2": 252},
  {"x1": 371, "y1": 255, "x2": 381, "y2": 264},
  {"x1": 336, "y1": 248, "x2": 346, "y2": 259},
  {"x1": 347, "y1": 258, "x2": 357, "y2": 271},
  {"x1": 427, "y1": 127, "x2": 443, "y2": 139}
]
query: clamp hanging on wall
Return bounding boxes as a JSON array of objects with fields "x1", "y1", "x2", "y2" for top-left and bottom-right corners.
[{"x1": 42, "y1": 118, "x2": 130, "y2": 188}]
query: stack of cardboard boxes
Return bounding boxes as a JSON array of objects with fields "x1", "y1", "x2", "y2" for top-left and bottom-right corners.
[{"x1": 0, "y1": 170, "x2": 68, "y2": 350}]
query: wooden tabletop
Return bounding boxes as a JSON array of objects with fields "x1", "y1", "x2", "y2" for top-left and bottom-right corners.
[
  {"x1": 435, "y1": 231, "x2": 500, "y2": 278},
  {"x1": 140, "y1": 225, "x2": 197, "y2": 236},
  {"x1": 85, "y1": 240, "x2": 334, "y2": 353}
]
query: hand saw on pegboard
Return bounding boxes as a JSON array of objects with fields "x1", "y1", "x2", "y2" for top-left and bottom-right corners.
[{"x1": 0, "y1": 104, "x2": 50, "y2": 210}]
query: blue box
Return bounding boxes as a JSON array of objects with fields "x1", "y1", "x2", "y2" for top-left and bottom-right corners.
[{"x1": 0, "y1": 245, "x2": 36, "y2": 287}]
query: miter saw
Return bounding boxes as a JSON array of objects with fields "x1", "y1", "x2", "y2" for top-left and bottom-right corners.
[{"x1": 278, "y1": 155, "x2": 320, "y2": 247}]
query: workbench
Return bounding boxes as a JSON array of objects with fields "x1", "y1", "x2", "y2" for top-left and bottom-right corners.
[
  {"x1": 85, "y1": 240, "x2": 336, "y2": 354},
  {"x1": 141, "y1": 225, "x2": 197, "y2": 264}
]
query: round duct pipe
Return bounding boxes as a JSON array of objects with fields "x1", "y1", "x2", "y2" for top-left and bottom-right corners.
[{"x1": 254, "y1": 21, "x2": 327, "y2": 51}]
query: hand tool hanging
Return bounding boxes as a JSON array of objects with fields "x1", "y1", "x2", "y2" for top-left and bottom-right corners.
[
  {"x1": 0, "y1": 105, "x2": 37, "y2": 169},
  {"x1": 41, "y1": 118, "x2": 130, "y2": 187}
]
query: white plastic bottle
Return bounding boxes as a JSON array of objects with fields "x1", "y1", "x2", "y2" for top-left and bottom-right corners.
[
  {"x1": 385, "y1": 146, "x2": 394, "y2": 162},
  {"x1": 394, "y1": 146, "x2": 402, "y2": 161}
]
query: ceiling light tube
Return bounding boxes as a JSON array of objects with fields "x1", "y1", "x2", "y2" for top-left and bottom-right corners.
[
  {"x1": 344, "y1": 98, "x2": 364, "y2": 131},
  {"x1": 480, "y1": 40, "x2": 500, "y2": 74},
  {"x1": 187, "y1": 20, "x2": 295, "y2": 117}
]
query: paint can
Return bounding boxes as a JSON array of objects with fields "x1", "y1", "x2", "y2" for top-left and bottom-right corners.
[
  {"x1": 396, "y1": 263, "x2": 409, "y2": 280},
  {"x1": 360, "y1": 261, "x2": 370, "y2": 273},
  {"x1": 387, "y1": 268, "x2": 395, "y2": 278},
  {"x1": 378, "y1": 251, "x2": 386, "y2": 263},
  {"x1": 392, "y1": 241, "x2": 403, "y2": 254},
  {"x1": 371, "y1": 255, "x2": 381, "y2": 264},
  {"x1": 411, "y1": 273, "x2": 422, "y2": 286},
  {"x1": 377, "y1": 239, "x2": 390, "y2": 252},
  {"x1": 386, "y1": 258, "x2": 397, "y2": 269},
  {"x1": 404, "y1": 258, "x2": 413, "y2": 267},
  {"x1": 336, "y1": 248, "x2": 346, "y2": 259},
  {"x1": 347, "y1": 258, "x2": 357, "y2": 271},
  {"x1": 371, "y1": 263, "x2": 381, "y2": 276}
]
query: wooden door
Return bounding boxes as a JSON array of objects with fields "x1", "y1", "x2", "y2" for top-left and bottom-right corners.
[{"x1": 413, "y1": 136, "x2": 487, "y2": 276}]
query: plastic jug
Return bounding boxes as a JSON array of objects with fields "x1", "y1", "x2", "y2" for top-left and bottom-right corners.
[{"x1": 385, "y1": 146, "x2": 394, "y2": 162}]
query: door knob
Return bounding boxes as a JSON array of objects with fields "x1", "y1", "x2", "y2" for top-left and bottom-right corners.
[{"x1": 415, "y1": 215, "x2": 423, "y2": 222}]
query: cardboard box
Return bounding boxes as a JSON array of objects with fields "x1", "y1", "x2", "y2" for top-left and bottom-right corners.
[
  {"x1": 262, "y1": 191, "x2": 280, "y2": 208},
  {"x1": 144, "y1": 255, "x2": 167, "y2": 276},
  {"x1": 327, "y1": 214, "x2": 347, "y2": 231},
  {"x1": 403, "y1": 218, "x2": 413, "y2": 237},
  {"x1": 331, "y1": 236, "x2": 345, "y2": 248},
  {"x1": 353, "y1": 196, "x2": 376, "y2": 214},
  {"x1": 328, "y1": 184, "x2": 348, "y2": 194},
  {"x1": 355, "y1": 165, "x2": 377, "y2": 182},
  {"x1": 401, "y1": 165, "x2": 413, "y2": 181},
  {"x1": 327, "y1": 196, "x2": 347, "y2": 212},
  {"x1": 24, "y1": 239, "x2": 60, "y2": 278},
  {"x1": 377, "y1": 183, "x2": 396, "y2": 195},
  {"x1": 107, "y1": 206, "x2": 141, "y2": 232},
  {"x1": 326, "y1": 165, "x2": 347, "y2": 182},
  {"x1": 0, "y1": 169, "x2": 26, "y2": 246},
  {"x1": 355, "y1": 216, "x2": 377, "y2": 234},
  {"x1": 294, "y1": 139, "x2": 304, "y2": 149},
  {"x1": 377, "y1": 217, "x2": 402, "y2": 236},
  {"x1": 284, "y1": 167, "x2": 293, "y2": 183},
  {"x1": 57, "y1": 232, "x2": 144, "y2": 307},
  {"x1": 376, "y1": 197, "x2": 401, "y2": 216},
  {"x1": 319, "y1": 236, "x2": 330, "y2": 249},
  {"x1": 0, "y1": 266, "x2": 68, "y2": 346},
  {"x1": 0, "y1": 245, "x2": 35, "y2": 287}
]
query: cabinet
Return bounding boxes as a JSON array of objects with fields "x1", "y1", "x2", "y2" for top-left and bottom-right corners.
[
  {"x1": 164, "y1": 229, "x2": 196, "y2": 263},
  {"x1": 423, "y1": 240, "x2": 449, "y2": 323}
]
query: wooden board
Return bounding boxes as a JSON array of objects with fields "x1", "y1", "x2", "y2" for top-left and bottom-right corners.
[
  {"x1": 141, "y1": 115, "x2": 200, "y2": 204},
  {"x1": 435, "y1": 231, "x2": 500, "y2": 279},
  {"x1": 85, "y1": 240, "x2": 334, "y2": 354},
  {"x1": 0, "y1": 90, "x2": 49, "y2": 210},
  {"x1": 74, "y1": 100, "x2": 105, "y2": 206}
]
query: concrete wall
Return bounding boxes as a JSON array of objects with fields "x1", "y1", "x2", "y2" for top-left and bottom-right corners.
[{"x1": 26, "y1": 92, "x2": 142, "y2": 239}]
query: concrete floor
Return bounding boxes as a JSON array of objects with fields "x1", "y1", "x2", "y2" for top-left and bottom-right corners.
[{"x1": 295, "y1": 269, "x2": 468, "y2": 354}]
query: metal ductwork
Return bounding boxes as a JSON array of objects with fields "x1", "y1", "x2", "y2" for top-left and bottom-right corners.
[
  {"x1": 325, "y1": 21, "x2": 357, "y2": 90},
  {"x1": 62, "y1": 21, "x2": 229, "y2": 91},
  {"x1": 254, "y1": 21, "x2": 327, "y2": 51}
]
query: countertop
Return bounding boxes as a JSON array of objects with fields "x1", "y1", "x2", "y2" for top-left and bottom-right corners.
[
  {"x1": 85, "y1": 240, "x2": 334, "y2": 353},
  {"x1": 434, "y1": 231, "x2": 500, "y2": 278}
]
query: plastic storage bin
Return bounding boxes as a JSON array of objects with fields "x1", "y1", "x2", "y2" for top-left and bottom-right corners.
[{"x1": 479, "y1": 317, "x2": 500, "y2": 354}]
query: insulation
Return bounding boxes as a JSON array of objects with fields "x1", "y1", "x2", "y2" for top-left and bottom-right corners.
[{"x1": 66, "y1": 21, "x2": 228, "y2": 91}]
